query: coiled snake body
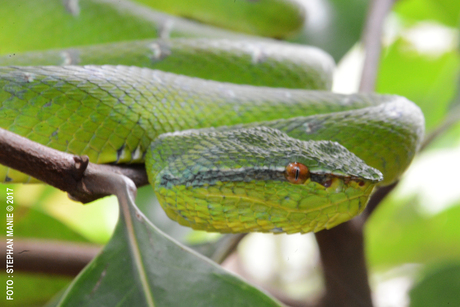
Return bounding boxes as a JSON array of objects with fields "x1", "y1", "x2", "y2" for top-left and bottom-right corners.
[{"x1": 0, "y1": 0, "x2": 425, "y2": 234}]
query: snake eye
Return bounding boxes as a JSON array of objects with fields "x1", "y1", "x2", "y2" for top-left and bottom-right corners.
[{"x1": 285, "y1": 162, "x2": 309, "y2": 184}]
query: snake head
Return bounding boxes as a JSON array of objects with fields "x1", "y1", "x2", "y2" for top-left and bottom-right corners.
[{"x1": 147, "y1": 127, "x2": 382, "y2": 234}]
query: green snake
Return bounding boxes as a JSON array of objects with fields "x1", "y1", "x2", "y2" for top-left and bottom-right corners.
[{"x1": 0, "y1": 0, "x2": 424, "y2": 234}]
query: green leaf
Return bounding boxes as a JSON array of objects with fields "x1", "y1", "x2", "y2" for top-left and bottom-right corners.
[
  {"x1": 366, "y1": 198, "x2": 460, "y2": 269},
  {"x1": 11, "y1": 206, "x2": 89, "y2": 242},
  {"x1": 0, "y1": 273, "x2": 72, "y2": 307},
  {"x1": 289, "y1": 0, "x2": 370, "y2": 61},
  {"x1": 395, "y1": 0, "x2": 460, "y2": 27},
  {"x1": 54, "y1": 196, "x2": 282, "y2": 306},
  {"x1": 410, "y1": 262, "x2": 460, "y2": 307},
  {"x1": 377, "y1": 38, "x2": 460, "y2": 131}
]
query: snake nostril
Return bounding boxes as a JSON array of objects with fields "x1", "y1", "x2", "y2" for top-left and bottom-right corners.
[{"x1": 321, "y1": 178, "x2": 333, "y2": 188}]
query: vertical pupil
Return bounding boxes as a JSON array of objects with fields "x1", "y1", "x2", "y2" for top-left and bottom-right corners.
[{"x1": 285, "y1": 162, "x2": 310, "y2": 185}]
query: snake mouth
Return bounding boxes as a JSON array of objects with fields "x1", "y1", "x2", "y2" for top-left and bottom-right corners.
[{"x1": 309, "y1": 173, "x2": 372, "y2": 188}]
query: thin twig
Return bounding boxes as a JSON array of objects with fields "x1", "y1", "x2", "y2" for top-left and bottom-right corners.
[
  {"x1": 188, "y1": 234, "x2": 245, "y2": 263},
  {"x1": 208, "y1": 234, "x2": 247, "y2": 264},
  {"x1": 360, "y1": 0, "x2": 397, "y2": 92},
  {"x1": 361, "y1": 181, "x2": 398, "y2": 221},
  {"x1": 420, "y1": 104, "x2": 460, "y2": 151}
]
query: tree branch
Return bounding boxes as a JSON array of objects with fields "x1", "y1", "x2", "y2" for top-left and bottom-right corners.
[
  {"x1": 0, "y1": 128, "x2": 148, "y2": 203},
  {"x1": 1, "y1": 239, "x2": 101, "y2": 276},
  {"x1": 315, "y1": 222, "x2": 372, "y2": 307}
]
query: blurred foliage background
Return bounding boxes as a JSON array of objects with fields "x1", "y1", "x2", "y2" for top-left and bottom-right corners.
[{"x1": 1, "y1": 0, "x2": 459, "y2": 306}]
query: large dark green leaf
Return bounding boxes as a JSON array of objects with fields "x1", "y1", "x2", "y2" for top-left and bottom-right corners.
[{"x1": 53, "y1": 194, "x2": 282, "y2": 306}]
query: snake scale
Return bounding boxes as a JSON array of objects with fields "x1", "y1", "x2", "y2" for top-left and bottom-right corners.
[{"x1": 0, "y1": 0, "x2": 425, "y2": 234}]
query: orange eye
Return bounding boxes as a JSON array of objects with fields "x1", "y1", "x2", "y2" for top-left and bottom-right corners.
[{"x1": 285, "y1": 162, "x2": 309, "y2": 184}]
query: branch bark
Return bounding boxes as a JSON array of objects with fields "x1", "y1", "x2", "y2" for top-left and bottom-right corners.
[
  {"x1": 0, "y1": 128, "x2": 148, "y2": 203},
  {"x1": 315, "y1": 222, "x2": 372, "y2": 307},
  {"x1": 1, "y1": 239, "x2": 101, "y2": 276}
]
